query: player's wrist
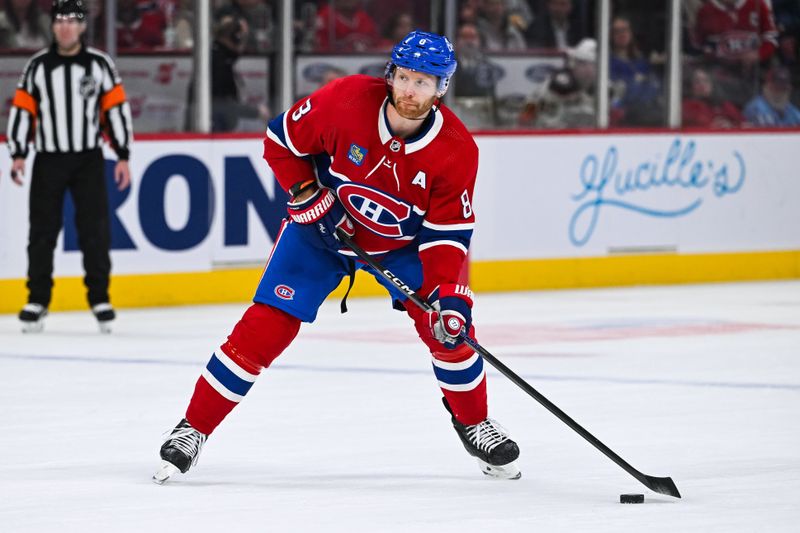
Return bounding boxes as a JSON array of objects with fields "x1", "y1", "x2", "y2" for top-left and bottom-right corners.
[
  {"x1": 288, "y1": 179, "x2": 318, "y2": 201},
  {"x1": 292, "y1": 186, "x2": 318, "y2": 202}
]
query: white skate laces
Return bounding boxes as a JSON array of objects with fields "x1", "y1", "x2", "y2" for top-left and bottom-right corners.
[
  {"x1": 465, "y1": 418, "x2": 512, "y2": 454},
  {"x1": 165, "y1": 425, "x2": 207, "y2": 468}
]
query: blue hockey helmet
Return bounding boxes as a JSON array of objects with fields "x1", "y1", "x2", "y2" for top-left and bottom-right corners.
[{"x1": 386, "y1": 30, "x2": 458, "y2": 96}]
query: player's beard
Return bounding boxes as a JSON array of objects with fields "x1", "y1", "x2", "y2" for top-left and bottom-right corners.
[{"x1": 393, "y1": 93, "x2": 437, "y2": 120}]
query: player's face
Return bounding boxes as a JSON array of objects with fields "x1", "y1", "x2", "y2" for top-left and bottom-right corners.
[{"x1": 391, "y1": 67, "x2": 439, "y2": 119}]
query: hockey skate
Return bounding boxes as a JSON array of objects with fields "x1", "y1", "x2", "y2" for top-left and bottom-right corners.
[
  {"x1": 153, "y1": 419, "x2": 207, "y2": 485},
  {"x1": 443, "y1": 398, "x2": 521, "y2": 479},
  {"x1": 19, "y1": 303, "x2": 48, "y2": 333},
  {"x1": 91, "y1": 303, "x2": 115, "y2": 334}
]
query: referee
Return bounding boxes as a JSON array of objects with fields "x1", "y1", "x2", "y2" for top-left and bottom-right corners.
[{"x1": 6, "y1": 0, "x2": 133, "y2": 333}]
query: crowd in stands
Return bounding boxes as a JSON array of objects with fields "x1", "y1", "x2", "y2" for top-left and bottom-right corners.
[
  {"x1": 681, "y1": 0, "x2": 800, "y2": 127},
  {"x1": 1, "y1": 0, "x2": 798, "y2": 130}
]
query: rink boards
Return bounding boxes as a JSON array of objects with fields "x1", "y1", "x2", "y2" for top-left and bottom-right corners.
[{"x1": 1, "y1": 130, "x2": 799, "y2": 312}]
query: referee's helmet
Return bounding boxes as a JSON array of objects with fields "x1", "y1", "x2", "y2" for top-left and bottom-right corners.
[{"x1": 52, "y1": 0, "x2": 87, "y2": 21}]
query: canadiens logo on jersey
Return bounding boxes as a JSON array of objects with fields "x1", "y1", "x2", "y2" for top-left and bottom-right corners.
[
  {"x1": 337, "y1": 183, "x2": 411, "y2": 238},
  {"x1": 348, "y1": 143, "x2": 367, "y2": 166},
  {"x1": 715, "y1": 31, "x2": 760, "y2": 57}
]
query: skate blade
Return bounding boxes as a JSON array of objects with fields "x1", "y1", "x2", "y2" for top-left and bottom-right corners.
[
  {"x1": 152, "y1": 460, "x2": 180, "y2": 485},
  {"x1": 478, "y1": 458, "x2": 522, "y2": 480},
  {"x1": 98, "y1": 322, "x2": 113, "y2": 334},
  {"x1": 21, "y1": 321, "x2": 45, "y2": 333}
]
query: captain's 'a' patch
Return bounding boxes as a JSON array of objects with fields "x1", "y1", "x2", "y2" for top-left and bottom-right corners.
[{"x1": 411, "y1": 170, "x2": 427, "y2": 189}]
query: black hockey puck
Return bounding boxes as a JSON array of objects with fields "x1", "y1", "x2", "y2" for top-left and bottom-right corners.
[{"x1": 620, "y1": 493, "x2": 644, "y2": 504}]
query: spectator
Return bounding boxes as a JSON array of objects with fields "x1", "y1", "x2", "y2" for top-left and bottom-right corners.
[
  {"x1": 743, "y1": 66, "x2": 800, "y2": 126},
  {"x1": 314, "y1": 0, "x2": 379, "y2": 52},
  {"x1": 116, "y1": 0, "x2": 167, "y2": 49},
  {"x1": 774, "y1": 0, "x2": 800, "y2": 36},
  {"x1": 475, "y1": 0, "x2": 527, "y2": 51},
  {"x1": 505, "y1": 0, "x2": 534, "y2": 31},
  {"x1": 682, "y1": 66, "x2": 743, "y2": 128},
  {"x1": 171, "y1": 0, "x2": 195, "y2": 48},
  {"x1": 694, "y1": 0, "x2": 779, "y2": 64},
  {"x1": 609, "y1": 15, "x2": 663, "y2": 126},
  {"x1": 294, "y1": 1, "x2": 318, "y2": 53},
  {"x1": 367, "y1": 0, "x2": 429, "y2": 34},
  {"x1": 207, "y1": 15, "x2": 269, "y2": 132},
  {"x1": 522, "y1": 38, "x2": 596, "y2": 128},
  {"x1": 0, "y1": 0, "x2": 50, "y2": 49},
  {"x1": 215, "y1": 0, "x2": 274, "y2": 53},
  {"x1": 773, "y1": 0, "x2": 800, "y2": 103},
  {"x1": 693, "y1": 0, "x2": 779, "y2": 105},
  {"x1": 454, "y1": 22, "x2": 499, "y2": 98},
  {"x1": 452, "y1": 22, "x2": 500, "y2": 128},
  {"x1": 525, "y1": 0, "x2": 583, "y2": 50},
  {"x1": 318, "y1": 65, "x2": 347, "y2": 88},
  {"x1": 376, "y1": 11, "x2": 413, "y2": 51},
  {"x1": 613, "y1": 0, "x2": 667, "y2": 57},
  {"x1": 459, "y1": 0, "x2": 479, "y2": 25}
]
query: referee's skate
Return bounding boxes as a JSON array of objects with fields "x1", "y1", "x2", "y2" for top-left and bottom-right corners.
[{"x1": 19, "y1": 303, "x2": 47, "y2": 333}]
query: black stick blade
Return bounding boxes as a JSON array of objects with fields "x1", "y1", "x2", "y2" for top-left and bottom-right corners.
[{"x1": 643, "y1": 475, "x2": 681, "y2": 498}]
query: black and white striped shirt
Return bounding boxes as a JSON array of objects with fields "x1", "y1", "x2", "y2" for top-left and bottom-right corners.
[{"x1": 6, "y1": 43, "x2": 133, "y2": 160}]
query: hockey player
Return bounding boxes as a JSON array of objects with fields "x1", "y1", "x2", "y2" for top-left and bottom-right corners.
[{"x1": 154, "y1": 30, "x2": 521, "y2": 483}]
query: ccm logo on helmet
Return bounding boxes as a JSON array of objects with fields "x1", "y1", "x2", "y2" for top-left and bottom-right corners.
[
  {"x1": 274, "y1": 284, "x2": 295, "y2": 300},
  {"x1": 337, "y1": 183, "x2": 411, "y2": 238}
]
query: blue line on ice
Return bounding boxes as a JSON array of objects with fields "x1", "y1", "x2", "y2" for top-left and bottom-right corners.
[{"x1": 1, "y1": 352, "x2": 799, "y2": 391}]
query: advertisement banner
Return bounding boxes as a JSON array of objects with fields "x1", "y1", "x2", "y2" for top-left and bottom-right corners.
[
  {"x1": 1, "y1": 132, "x2": 799, "y2": 282},
  {"x1": 0, "y1": 139, "x2": 282, "y2": 279},
  {"x1": 472, "y1": 133, "x2": 800, "y2": 260}
]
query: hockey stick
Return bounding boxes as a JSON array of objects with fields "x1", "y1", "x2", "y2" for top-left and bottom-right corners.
[{"x1": 337, "y1": 230, "x2": 681, "y2": 498}]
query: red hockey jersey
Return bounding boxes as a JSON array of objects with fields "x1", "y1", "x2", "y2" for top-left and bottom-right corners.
[
  {"x1": 693, "y1": 0, "x2": 779, "y2": 61},
  {"x1": 263, "y1": 75, "x2": 478, "y2": 295}
]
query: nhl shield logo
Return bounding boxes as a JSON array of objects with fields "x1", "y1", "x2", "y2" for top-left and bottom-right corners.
[
  {"x1": 79, "y1": 75, "x2": 98, "y2": 98},
  {"x1": 389, "y1": 139, "x2": 402, "y2": 152}
]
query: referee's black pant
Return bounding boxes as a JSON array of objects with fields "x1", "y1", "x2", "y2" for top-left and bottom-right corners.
[{"x1": 27, "y1": 149, "x2": 111, "y2": 308}]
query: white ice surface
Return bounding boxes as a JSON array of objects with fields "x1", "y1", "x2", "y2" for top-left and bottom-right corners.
[{"x1": 1, "y1": 281, "x2": 799, "y2": 532}]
